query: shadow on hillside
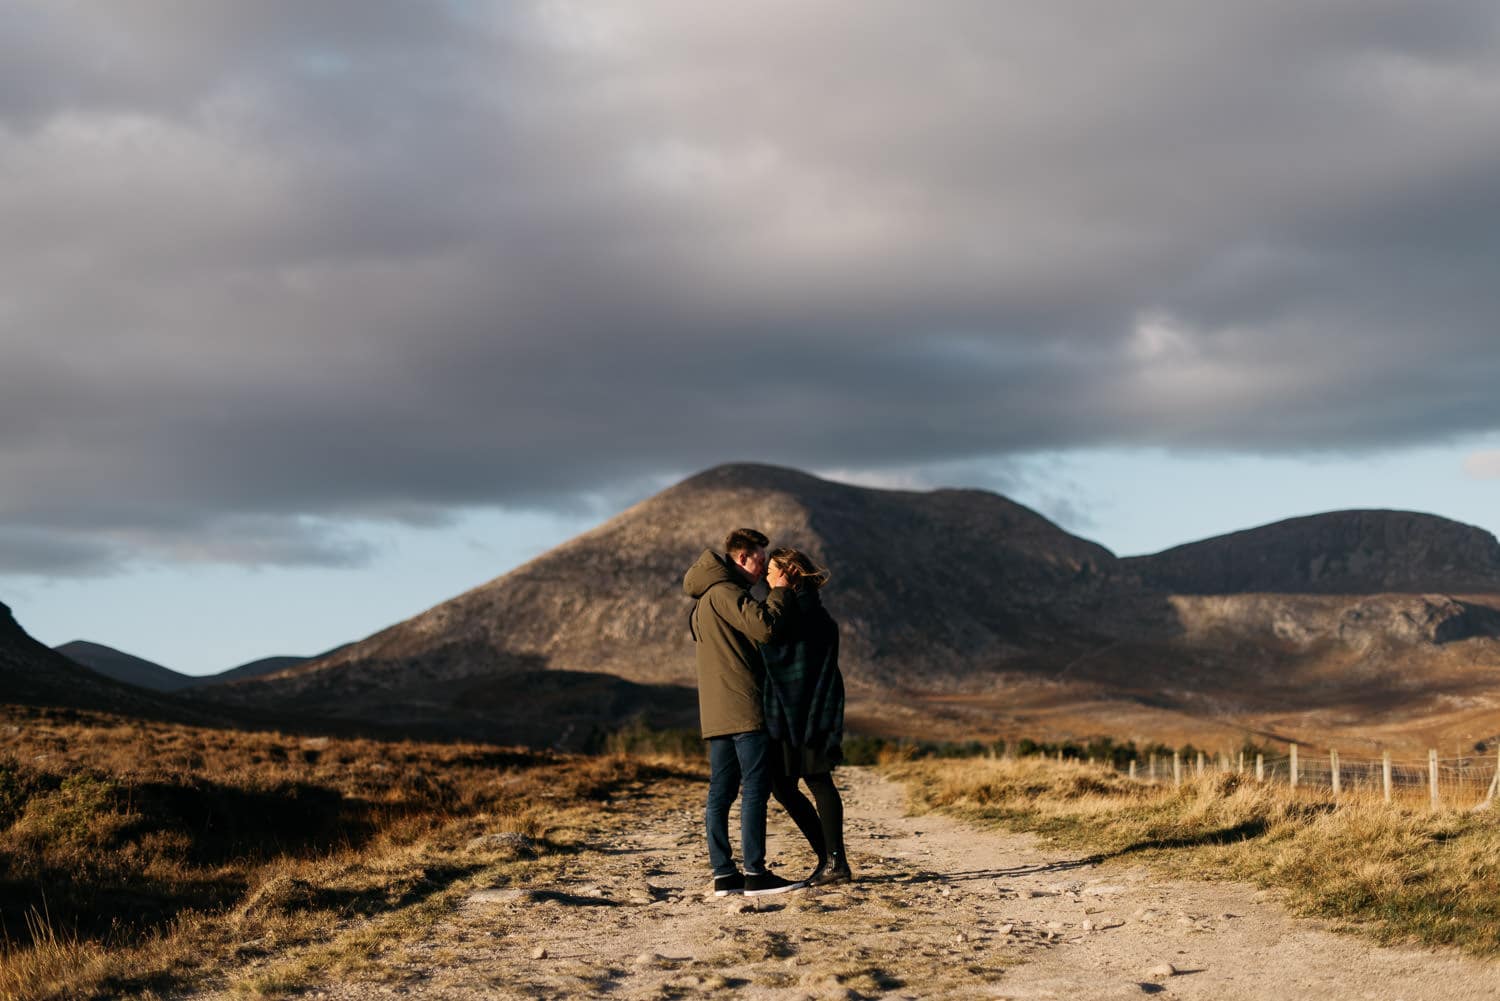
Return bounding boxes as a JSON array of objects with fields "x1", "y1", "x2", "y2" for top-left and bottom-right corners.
[{"x1": 183, "y1": 660, "x2": 701, "y2": 752}]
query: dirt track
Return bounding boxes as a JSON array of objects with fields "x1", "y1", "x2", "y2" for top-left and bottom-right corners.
[{"x1": 190, "y1": 766, "x2": 1500, "y2": 1000}]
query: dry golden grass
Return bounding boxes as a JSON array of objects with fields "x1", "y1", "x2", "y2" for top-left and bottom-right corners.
[
  {"x1": 0, "y1": 704, "x2": 701, "y2": 1001},
  {"x1": 887, "y1": 753, "x2": 1500, "y2": 955}
]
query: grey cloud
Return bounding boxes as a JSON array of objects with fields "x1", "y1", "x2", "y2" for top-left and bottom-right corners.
[
  {"x1": 0, "y1": 530, "x2": 122, "y2": 578},
  {"x1": 3, "y1": 1, "x2": 1500, "y2": 573}
]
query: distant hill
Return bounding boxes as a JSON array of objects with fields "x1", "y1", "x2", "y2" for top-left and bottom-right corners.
[
  {"x1": 53, "y1": 643, "x2": 321, "y2": 691},
  {"x1": 203, "y1": 654, "x2": 311, "y2": 686},
  {"x1": 1126, "y1": 510, "x2": 1500, "y2": 595},
  {"x1": 55, "y1": 641, "x2": 198, "y2": 692},
  {"x1": 2, "y1": 603, "x2": 214, "y2": 722}
]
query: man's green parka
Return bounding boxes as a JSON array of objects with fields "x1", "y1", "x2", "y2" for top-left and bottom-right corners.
[{"x1": 682, "y1": 549, "x2": 789, "y2": 738}]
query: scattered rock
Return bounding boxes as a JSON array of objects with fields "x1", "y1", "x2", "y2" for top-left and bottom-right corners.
[
  {"x1": 530, "y1": 946, "x2": 548, "y2": 960},
  {"x1": 1147, "y1": 962, "x2": 1178, "y2": 979},
  {"x1": 634, "y1": 951, "x2": 665, "y2": 967},
  {"x1": 998, "y1": 923, "x2": 1015, "y2": 935},
  {"x1": 1082, "y1": 920, "x2": 1096, "y2": 932},
  {"x1": 728, "y1": 900, "x2": 758, "y2": 914}
]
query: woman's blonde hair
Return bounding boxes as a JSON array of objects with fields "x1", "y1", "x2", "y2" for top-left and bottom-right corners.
[{"x1": 768, "y1": 547, "x2": 831, "y2": 590}]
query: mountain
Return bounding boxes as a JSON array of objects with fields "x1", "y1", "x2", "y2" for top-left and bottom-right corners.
[
  {"x1": 209, "y1": 464, "x2": 1500, "y2": 752},
  {"x1": 211, "y1": 465, "x2": 1122, "y2": 741},
  {"x1": 215, "y1": 463, "x2": 1116, "y2": 705},
  {"x1": 55, "y1": 641, "x2": 198, "y2": 692},
  {"x1": 1, "y1": 603, "x2": 212, "y2": 721},
  {"x1": 1126, "y1": 510, "x2": 1500, "y2": 595}
]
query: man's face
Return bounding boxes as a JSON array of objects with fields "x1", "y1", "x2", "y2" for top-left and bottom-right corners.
[{"x1": 732, "y1": 547, "x2": 767, "y2": 583}]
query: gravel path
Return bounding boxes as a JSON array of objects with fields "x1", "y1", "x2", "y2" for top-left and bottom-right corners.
[{"x1": 190, "y1": 766, "x2": 1500, "y2": 1000}]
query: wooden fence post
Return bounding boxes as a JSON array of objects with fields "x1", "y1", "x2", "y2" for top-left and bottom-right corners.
[
  {"x1": 1382, "y1": 751, "x2": 1392, "y2": 804},
  {"x1": 1150, "y1": 754, "x2": 1157, "y2": 782},
  {"x1": 1238, "y1": 751, "x2": 1245, "y2": 774},
  {"x1": 1493, "y1": 745, "x2": 1500, "y2": 808},
  {"x1": 1330, "y1": 748, "x2": 1341, "y2": 797},
  {"x1": 1290, "y1": 743, "x2": 1299, "y2": 791},
  {"x1": 1480, "y1": 745, "x2": 1500, "y2": 811},
  {"x1": 1196, "y1": 751, "x2": 1205, "y2": 778},
  {"x1": 1129, "y1": 759, "x2": 1137, "y2": 780},
  {"x1": 1430, "y1": 749, "x2": 1440, "y2": 811},
  {"x1": 1173, "y1": 751, "x2": 1182, "y2": 789},
  {"x1": 1255, "y1": 753, "x2": 1264, "y2": 781}
]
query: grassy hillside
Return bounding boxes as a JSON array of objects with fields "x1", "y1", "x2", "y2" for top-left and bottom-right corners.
[{"x1": 0, "y1": 706, "x2": 697, "y2": 1001}]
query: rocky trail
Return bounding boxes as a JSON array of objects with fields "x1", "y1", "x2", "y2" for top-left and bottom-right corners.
[{"x1": 192, "y1": 766, "x2": 1500, "y2": 1000}]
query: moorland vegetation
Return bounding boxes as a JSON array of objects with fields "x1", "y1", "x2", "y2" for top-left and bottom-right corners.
[{"x1": 0, "y1": 706, "x2": 695, "y2": 1001}]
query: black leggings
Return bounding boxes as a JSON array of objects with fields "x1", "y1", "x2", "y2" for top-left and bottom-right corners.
[{"x1": 771, "y1": 771, "x2": 844, "y2": 861}]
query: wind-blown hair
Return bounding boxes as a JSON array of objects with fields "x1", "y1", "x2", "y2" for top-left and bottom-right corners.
[{"x1": 768, "y1": 548, "x2": 831, "y2": 590}]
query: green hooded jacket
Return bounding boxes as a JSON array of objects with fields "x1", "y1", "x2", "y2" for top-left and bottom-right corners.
[{"x1": 682, "y1": 549, "x2": 790, "y2": 738}]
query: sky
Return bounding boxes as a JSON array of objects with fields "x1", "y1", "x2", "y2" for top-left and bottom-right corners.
[{"x1": 3, "y1": 1, "x2": 1500, "y2": 675}]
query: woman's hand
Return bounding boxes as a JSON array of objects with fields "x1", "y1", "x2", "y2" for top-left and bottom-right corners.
[{"x1": 767, "y1": 563, "x2": 790, "y2": 589}]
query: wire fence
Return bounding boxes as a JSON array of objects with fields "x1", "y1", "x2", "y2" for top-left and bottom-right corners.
[{"x1": 1107, "y1": 745, "x2": 1500, "y2": 810}]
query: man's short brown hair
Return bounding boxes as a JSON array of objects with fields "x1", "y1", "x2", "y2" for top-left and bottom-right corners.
[{"x1": 724, "y1": 528, "x2": 769, "y2": 556}]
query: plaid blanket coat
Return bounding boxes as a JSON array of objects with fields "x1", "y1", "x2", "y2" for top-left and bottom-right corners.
[{"x1": 759, "y1": 587, "x2": 844, "y2": 775}]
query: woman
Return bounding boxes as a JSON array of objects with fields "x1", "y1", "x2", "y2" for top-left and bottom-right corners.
[{"x1": 761, "y1": 547, "x2": 851, "y2": 886}]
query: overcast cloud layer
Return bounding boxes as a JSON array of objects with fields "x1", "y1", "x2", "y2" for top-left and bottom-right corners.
[{"x1": 4, "y1": 1, "x2": 1500, "y2": 575}]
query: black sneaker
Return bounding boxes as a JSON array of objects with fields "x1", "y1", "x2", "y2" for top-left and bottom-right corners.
[
  {"x1": 712, "y1": 872, "x2": 744, "y2": 897},
  {"x1": 744, "y1": 870, "x2": 804, "y2": 897}
]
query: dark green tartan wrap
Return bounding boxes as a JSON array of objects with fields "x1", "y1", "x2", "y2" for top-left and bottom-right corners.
[{"x1": 759, "y1": 588, "x2": 844, "y2": 765}]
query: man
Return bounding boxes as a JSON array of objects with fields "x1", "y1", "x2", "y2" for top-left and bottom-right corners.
[{"x1": 683, "y1": 527, "x2": 802, "y2": 897}]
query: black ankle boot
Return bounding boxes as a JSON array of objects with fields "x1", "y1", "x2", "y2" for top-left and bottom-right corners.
[
  {"x1": 808, "y1": 851, "x2": 852, "y2": 886},
  {"x1": 807, "y1": 854, "x2": 829, "y2": 883}
]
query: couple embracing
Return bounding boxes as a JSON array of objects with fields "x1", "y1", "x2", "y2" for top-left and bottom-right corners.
[{"x1": 683, "y1": 528, "x2": 851, "y2": 898}]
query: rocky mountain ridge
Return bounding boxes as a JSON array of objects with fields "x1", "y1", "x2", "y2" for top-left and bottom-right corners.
[
  {"x1": 205, "y1": 464, "x2": 1500, "y2": 748},
  {"x1": 1126, "y1": 509, "x2": 1500, "y2": 595}
]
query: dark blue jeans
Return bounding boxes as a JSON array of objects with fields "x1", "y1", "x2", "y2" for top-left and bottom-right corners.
[{"x1": 705, "y1": 731, "x2": 770, "y2": 877}]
